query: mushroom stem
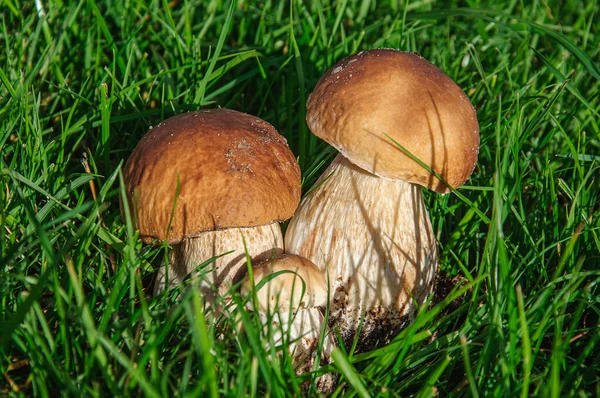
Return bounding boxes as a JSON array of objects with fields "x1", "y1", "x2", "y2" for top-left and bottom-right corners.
[
  {"x1": 155, "y1": 223, "x2": 284, "y2": 297},
  {"x1": 285, "y1": 154, "x2": 438, "y2": 343},
  {"x1": 251, "y1": 307, "x2": 331, "y2": 368}
]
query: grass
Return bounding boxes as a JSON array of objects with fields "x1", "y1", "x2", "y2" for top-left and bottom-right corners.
[{"x1": 1, "y1": 0, "x2": 599, "y2": 396}]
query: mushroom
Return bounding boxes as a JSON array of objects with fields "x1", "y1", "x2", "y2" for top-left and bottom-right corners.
[
  {"x1": 122, "y1": 109, "x2": 301, "y2": 301},
  {"x1": 240, "y1": 254, "x2": 333, "y2": 372},
  {"x1": 285, "y1": 49, "x2": 479, "y2": 347}
]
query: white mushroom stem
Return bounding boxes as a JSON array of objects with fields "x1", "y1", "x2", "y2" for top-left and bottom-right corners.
[
  {"x1": 249, "y1": 308, "x2": 331, "y2": 368},
  {"x1": 285, "y1": 154, "x2": 438, "y2": 339},
  {"x1": 154, "y1": 223, "x2": 284, "y2": 298}
]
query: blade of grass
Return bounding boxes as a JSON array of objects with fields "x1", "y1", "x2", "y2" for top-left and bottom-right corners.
[
  {"x1": 331, "y1": 348, "x2": 370, "y2": 398},
  {"x1": 194, "y1": 0, "x2": 235, "y2": 105}
]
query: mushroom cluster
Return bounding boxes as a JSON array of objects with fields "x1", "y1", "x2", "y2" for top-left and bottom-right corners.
[
  {"x1": 122, "y1": 48, "x2": 479, "y2": 377},
  {"x1": 285, "y1": 49, "x2": 480, "y2": 347}
]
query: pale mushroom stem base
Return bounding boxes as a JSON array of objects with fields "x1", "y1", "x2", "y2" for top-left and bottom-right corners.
[
  {"x1": 154, "y1": 223, "x2": 284, "y2": 299},
  {"x1": 251, "y1": 307, "x2": 337, "y2": 392},
  {"x1": 253, "y1": 308, "x2": 332, "y2": 365},
  {"x1": 285, "y1": 154, "x2": 438, "y2": 344}
]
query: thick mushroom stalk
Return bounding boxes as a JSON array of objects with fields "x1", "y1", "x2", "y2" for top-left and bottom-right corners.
[
  {"x1": 285, "y1": 154, "x2": 437, "y2": 342},
  {"x1": 155, "y1": 223, "x2": 283, "y2": 297},
  {"x1": 240, "y1": 254, "x2": 333, "y2": 369}
]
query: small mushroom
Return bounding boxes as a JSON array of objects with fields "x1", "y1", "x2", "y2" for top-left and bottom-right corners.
[
  {"x1": 122, "y1": 109, "x2": 301, "y2": 301},
  {"x1": 241, "y1": 254, "x2": 333, "y2": 370},
  {"x1": 285, "y1": 49, "x2": 480, "y2": 347}
]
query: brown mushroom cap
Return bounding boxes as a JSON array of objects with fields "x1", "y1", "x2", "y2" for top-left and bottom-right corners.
[
  {"x1": 123, "y1": 109, "x2": 301, "y2": 244},
  {"x1": 306, "y1": 49, "x2": 479, "y2": 193},
  {"x1": 242, "y1": 254, "x2": 328, "y2": 312}
]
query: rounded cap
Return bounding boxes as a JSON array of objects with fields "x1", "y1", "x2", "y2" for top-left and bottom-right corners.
[
  {"x1": 123, "y1": 109, "x2": 301, "y2": 244},
  {"x1": 306, "y1": 49, "x2": 479, "y2": 193},
  {"x1": 241, "y1": 254, "x2": 328, "y2": 312}
]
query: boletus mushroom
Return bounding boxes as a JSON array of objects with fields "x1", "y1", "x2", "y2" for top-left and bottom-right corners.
[
  {"x1": 285, "y1": 49, "x2": 479, "y2": 347},
  {"x1": 241, "y1": 254, "x2": 333, "y2": 372},
  {"x1": 122, "y1": 109, "x2": 301, "y2": 301}
]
